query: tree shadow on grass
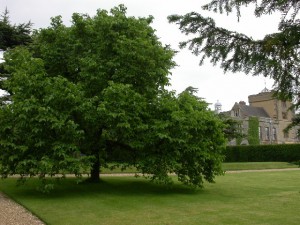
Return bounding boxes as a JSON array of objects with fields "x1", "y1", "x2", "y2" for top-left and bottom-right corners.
[{"x1": 0, "y1": 176, "x2": 204, "y2": 200}]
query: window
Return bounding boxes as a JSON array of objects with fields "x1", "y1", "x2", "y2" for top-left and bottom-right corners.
[
  {"x1": 259, "y1": 126, "x2": 262, "y2": 140},
  {"x1": 265, "y1": 127, "x2": 270, "y2": 140},
  {"x1": 234, "y1": 110, "x2": 239, "y2": 117},
  {"x1": 282, "y1": 112, "x2": 287, "y2": 119},
  {"x1": 272, "y1": 128, "x2": 277, "y2": 141},
  {"x1": 281, "y1": 101, "x2": 287, "y2": 109},
  {"x1": 274, "y1": 101, "x2": 278, "y2": 110}
]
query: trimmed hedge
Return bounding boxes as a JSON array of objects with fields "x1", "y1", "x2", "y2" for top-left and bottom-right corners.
[{"x1": 225, "y1": 144, "x2": 300, "y2": 162}]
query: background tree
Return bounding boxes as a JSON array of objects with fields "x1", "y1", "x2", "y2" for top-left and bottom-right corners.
[
  {"x1": 0, "y1": 5, "x2": 226, "y2": 189},
  {"x1": 0, "y1": 8, "x2": 33, "y2": 104},
  {"x1": 168, "y1": 0, "x2": 300, "y2": 123},
  {"x1": 0, "y1": 8, "x2": 32, "y2": 51},
  {"x1": 218, "y1": 113, "x2": 244, "y2": 143}
]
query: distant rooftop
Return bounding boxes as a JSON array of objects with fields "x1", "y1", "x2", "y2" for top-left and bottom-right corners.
[{"x1": 234, "y1": 102, "x2": 270, "y2": 118}]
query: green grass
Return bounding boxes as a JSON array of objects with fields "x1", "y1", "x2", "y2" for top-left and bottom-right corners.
[
  {"x1": 222, "y1": 162, "x2": 299, "y2": 171},
  {"x1": 1, "y1": 170, "x2": 300, "y2": 225},
  {"x1": 99, "y1": 162, "x2": 299, "y2": 174}
]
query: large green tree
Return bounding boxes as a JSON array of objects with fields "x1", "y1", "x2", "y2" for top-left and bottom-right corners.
[
  {"x1": 0, "y1": 5, "x2": 226, "y2": 189},
  {"x1": 168, "y1": 0, "x2": 300, "y2": 117}
]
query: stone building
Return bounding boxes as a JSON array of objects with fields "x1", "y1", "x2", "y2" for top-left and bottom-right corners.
[{"x1": 224, "y1": 89, "x2": 299, "y2": 145}]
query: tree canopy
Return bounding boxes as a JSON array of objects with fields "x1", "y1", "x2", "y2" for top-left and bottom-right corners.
[
  {"x1": 168, "y1": 0, "x2": 300, "y2": 115},
  {"x1": 0, "y1": 5, "x2": 226, "y2": 190}
]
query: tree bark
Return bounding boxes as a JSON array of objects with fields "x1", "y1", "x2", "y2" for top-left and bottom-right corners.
[{"x1": 89, "y1": 149, "x2": 100, "y2": 182}]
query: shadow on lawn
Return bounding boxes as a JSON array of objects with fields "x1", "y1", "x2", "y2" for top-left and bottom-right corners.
[{"x1": 1, "y1": 176, "x2": 202, "y2": 200}]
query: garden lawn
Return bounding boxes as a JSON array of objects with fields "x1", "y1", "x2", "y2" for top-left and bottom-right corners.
[
  {"x1": 0, "y1": 170, "x2": 300, "y2": 225},
  {"x1": 100, "y1": 162, "x2": 299, "y2": 174},
  {"x1": 222, "y1": 162, "x2": 298, "y2": 171}
]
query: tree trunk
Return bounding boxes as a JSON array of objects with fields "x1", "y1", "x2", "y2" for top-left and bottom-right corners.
[{"x1": 89, "y1": 149, "x2": 100, "y2": 182}]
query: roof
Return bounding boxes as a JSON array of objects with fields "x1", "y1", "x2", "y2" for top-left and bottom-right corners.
[{"x1": 233, "y1": 103, "x2": 270, "y2": 118}]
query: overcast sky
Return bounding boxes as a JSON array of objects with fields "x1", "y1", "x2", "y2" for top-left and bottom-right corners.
[{"x1": 1, "y1": 0, "x2": 280, "y2": 111}]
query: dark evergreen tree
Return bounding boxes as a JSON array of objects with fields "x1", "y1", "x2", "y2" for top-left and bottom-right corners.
[
  {"x1": 0, "y1": 8, "x2": 32, "y2": 51},
  {"x1": 0, "y1": 8, "x2": 33, "y2": 104}
]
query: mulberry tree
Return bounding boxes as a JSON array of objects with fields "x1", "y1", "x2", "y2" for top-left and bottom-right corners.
[{"x1": 0, "y1": 5, "x2": 226, "y2": 190}]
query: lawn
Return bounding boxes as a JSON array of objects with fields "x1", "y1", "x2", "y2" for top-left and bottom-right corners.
[
  {"x1": 100, "y1": 162, "x2": 299, "y2": 174},
  {"x1": 222, "y1": 161, "x2": 299, "y2": 171},
  {"x1": 0, "y1": 170, "x2": 300, "y2": 225}
]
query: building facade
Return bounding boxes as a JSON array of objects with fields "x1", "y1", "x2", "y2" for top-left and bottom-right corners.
[{"x1": 226, "y1": 89, "x2": 299, "y2": 145}]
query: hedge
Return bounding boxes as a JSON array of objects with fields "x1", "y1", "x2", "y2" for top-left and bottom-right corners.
[{"x1": 225, "y1": 144, "x2": 300, "y2": 162}]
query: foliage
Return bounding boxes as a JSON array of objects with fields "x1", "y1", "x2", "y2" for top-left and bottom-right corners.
[
  {"x1": 0, "y1": 5, "x2": 226, "y2": 189},
  {"x1": 0, "y1": 48, "x2": 93, "y2": 183},
  {"x1": 225, "y1": 144, "x2": 300, "y2": 162},
  {"x1": 247, "y1": 117, "x2": 260, "y2": 145},
  {"x1": 218, "y1": 113, "x2": 244, "y2": 142},
  {"x1": 101, "y1": 86, "x2": 226, "y2": 187},
  {"x1": 135, "y1": 89, "x2": 226, "y2": 187},
  {"x1": 168, "y1": 0, "x2": 300, "y2": 126},
  {"x1": 285, "y1": 113, "x2": 300, "y2": 137},
  {"x1": 0, "y1": 8, "x2": 32, "y2": 51}
]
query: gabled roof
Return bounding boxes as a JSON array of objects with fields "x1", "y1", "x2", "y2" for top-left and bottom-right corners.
[{"x1": 232, "y1": 103, "x2": 270, "y2": 118}]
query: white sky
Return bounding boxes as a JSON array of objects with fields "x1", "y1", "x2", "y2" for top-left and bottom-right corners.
[{"x1": 0, "y1": 0, "x2": 280, "y2": 111}]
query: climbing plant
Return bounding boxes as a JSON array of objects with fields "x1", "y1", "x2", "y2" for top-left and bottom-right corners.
[{"x1": 248, "y1": 117, "x2": 260, "y2": 145}]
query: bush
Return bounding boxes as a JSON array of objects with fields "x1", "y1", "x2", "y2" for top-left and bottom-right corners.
[{"x1": 225, "y1": 144, "x2": 300, "y2": 162}]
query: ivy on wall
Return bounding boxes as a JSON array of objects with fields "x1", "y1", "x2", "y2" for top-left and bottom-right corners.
[
  {"x1": 236, "y1": 136, "x2": 243, "y2": 146},
  {"x1": 248, "y1": 117, "x2": 260, "y2": 145}
]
